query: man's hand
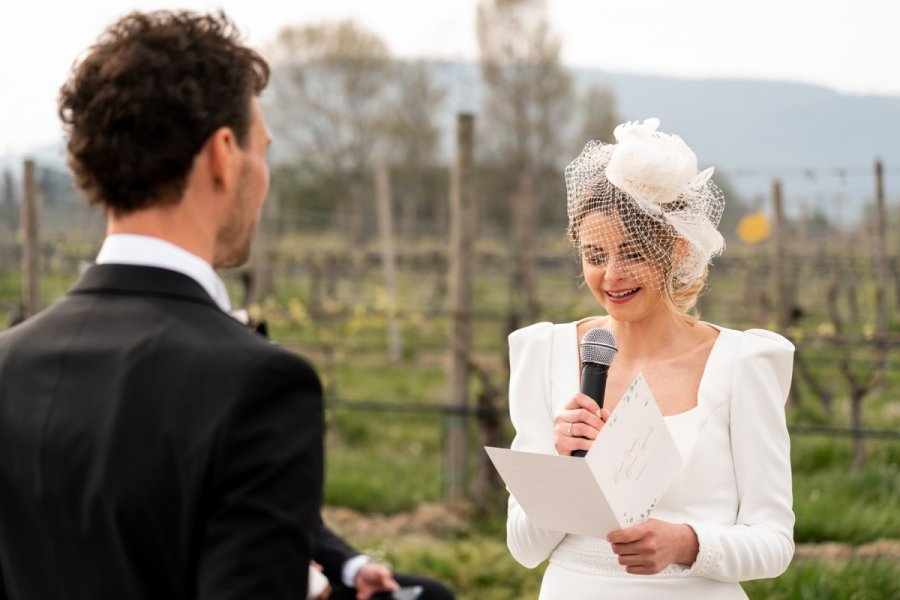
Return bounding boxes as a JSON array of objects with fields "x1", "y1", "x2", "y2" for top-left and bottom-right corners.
[
  {"x1": 309, "y1": 561, "x2": 331, "y2": 600},
  {"x1": 354, "y1": 562, "x2": 400, "y2": 600},
  {"x1": 607, "y1": 519, "x2": 699, "y2": 575}
]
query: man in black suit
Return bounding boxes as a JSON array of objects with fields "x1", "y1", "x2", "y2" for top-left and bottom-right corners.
[{"x1": 0, "y1": 10, "x2": 323, "y2": 600}]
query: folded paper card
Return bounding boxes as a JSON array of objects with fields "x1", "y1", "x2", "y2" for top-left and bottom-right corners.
[{"x1": 485, "y1": 373, "x2": 683, "y2": 537}]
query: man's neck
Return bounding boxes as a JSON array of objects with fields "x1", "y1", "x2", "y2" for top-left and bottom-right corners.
[{"x1": 107, "y1": 204, "x2": 215, "y2": 265}]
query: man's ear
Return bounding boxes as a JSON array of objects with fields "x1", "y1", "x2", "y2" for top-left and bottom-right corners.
[{"x1": 204, "y1": 126, "x2": 240, "y2": 193}]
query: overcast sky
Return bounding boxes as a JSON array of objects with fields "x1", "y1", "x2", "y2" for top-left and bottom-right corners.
[{"x1": 2, "y1": 0, "x2": 899, "y2": 155}]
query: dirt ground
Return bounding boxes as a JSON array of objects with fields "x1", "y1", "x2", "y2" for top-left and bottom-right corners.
[
  {"x1": 323, "y1": 502, "x2": 471, "y2": 541},
  {"x1": 322, "y1": 503, "x2": 900, "y2": 560}
]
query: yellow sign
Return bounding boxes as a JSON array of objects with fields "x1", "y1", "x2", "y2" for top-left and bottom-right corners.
[{"x1": 737, "y1": 211, "x2": 770, "y2": 244}]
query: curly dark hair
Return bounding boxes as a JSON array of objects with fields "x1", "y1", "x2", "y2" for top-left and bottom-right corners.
[{"x1": 58, "y1": 10, "x2": 270, "y2": 214}]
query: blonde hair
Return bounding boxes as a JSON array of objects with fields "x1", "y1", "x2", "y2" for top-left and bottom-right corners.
[{"x1": 665, "y1": 266, "x2": 708, "y2": 324}]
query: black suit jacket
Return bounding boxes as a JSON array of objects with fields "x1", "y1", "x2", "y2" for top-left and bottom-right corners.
[
  {"x1": 0, "y1": 264, "x2": 324, "y2": 599},
  {"x1": 315, "y1": 523, "x2": 362, "y2": 587}
]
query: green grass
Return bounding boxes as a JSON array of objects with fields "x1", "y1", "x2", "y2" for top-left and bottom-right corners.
[
  {"x1": 367, "y1": 531, "x2": 546, "y2": 600},
  {"x1": 793, "y1": 463, "x2": 900, "y2": 544},
  {"x1": 324, "y1": 410, "x2": 445, "y2": 512},
  {"x1": 743, "y1": 557, "x2": 900, "y2": 600},
  {"x1": 310, "y1": 352, "x2": 900, "y2": 542},
  {"x1": 790, "y1": 437, "x2": 900, "y2": 543},
  {"x1": 3, "y1": 234, "x2": 900, "y2": 598},
  {"x1": 339, "y1": 527, "x2": 900, "y2": 600},
  {"x1": 320, "y1": 408, "x2": 900, "y2": 540}
]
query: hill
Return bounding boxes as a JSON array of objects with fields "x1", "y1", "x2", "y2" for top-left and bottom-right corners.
[
  {"x1": 6, "y1": 62, "x2": 900, "y2": 223},
  {"x1": 429, "y1": 61, "x2": 900, "y2": 218}
]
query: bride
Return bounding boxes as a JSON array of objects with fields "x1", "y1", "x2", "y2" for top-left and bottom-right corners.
[{"x1": 505, "y1": 119, "x2": 795, "y2": 599}]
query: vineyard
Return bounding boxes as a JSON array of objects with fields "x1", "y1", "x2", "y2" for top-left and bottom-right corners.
[{"x1": 1, "y1": 162, "x2": 898, "y2": 598}]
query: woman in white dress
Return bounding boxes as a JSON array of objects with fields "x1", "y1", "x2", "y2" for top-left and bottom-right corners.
[{"x1": 505, "y1": 119, "x2": 795, "y2": 599}]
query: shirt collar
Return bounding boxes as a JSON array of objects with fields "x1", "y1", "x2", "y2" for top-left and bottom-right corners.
[{"x1": 95, "y1": 234, "x2": 232, "y2": 312}]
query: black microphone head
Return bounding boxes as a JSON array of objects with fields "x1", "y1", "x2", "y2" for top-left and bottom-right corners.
[{"x1": 580, "y1": 328, "x2": 618, "y2": 367}]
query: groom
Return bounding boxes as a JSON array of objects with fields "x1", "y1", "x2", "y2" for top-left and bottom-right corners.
[{"x1": 0, "y1": 10, "x2": 323, "y2": 599}]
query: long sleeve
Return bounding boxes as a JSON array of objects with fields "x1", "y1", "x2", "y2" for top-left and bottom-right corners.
[
  {"x1": 505, "y1": 322, "x2": 567, "y2": 568},
  {"x1": 315, "y1": 522, "x2": 361, "y2": 585},
  {"x1": 196, "y1": 353, "x2": 325, "y2": 599},
  {"x1": 685, "y1": 329, "x2": 795, "y2": 582}
]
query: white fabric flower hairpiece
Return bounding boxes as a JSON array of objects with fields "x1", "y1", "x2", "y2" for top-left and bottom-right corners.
[{"x1": 606, "y1": 118, "x2": 710, "y2": 213}]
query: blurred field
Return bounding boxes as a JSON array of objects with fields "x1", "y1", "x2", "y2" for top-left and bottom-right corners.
[
  {"x1": 4, "y1": 1, "x2": 899, "y2": 595},
  {"x1": 2, "y1": 231, "x2": 899, "y2": 599}
]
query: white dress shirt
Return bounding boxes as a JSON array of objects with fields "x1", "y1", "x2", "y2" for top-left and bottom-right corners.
[{"x1": 96, "y1": 234, "x2": 232, "y2": 312}]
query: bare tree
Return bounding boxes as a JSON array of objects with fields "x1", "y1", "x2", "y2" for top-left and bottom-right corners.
[
  {"x1": 477, "y1": 0, "x2": 574, "y2": 325},
  {"x1": 380, "y1": 61, "x2": 447, "y2": 238},
  {"x1": 575, "y1": 84, "x2": 618, "y2": 147},
  {"x1": 266, "y1": 20, "x2": 393, "y2": 239}
]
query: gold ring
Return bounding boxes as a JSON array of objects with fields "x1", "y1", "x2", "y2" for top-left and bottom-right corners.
[{"x1": 567, "y1": 423, "x2": 573, "y2": 436}]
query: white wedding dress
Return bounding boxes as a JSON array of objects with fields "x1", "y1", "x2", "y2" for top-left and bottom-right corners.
[{"x1": 505, "y1": 321, "x2": 795, "y2": 599}]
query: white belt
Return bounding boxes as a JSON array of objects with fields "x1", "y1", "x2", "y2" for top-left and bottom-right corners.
[{"x1": 550, "y1": 535, "x2": 690, "y2": 579}]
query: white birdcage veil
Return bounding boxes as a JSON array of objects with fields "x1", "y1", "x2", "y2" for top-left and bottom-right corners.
[{"x1": 565, "y1": 118, "x2": 725, "y2": 302}]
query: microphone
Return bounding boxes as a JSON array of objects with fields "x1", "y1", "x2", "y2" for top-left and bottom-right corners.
[{"x1": 572, "y1": 328, "x2": 618, "y2": 457}]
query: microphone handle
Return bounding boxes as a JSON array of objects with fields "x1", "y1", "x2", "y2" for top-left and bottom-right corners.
[{"x1": 571, "y1": 362, "x2": 609, "y2": 458}]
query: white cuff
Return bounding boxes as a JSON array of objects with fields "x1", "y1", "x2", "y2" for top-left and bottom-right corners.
[
  {"x1": 341, "y1": 554, "x2": 371, "y2": 588},
  {"x1": 681, "y1": 522, "x2": 724, "y2": 577}
]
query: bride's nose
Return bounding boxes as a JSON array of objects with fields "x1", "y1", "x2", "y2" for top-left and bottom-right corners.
[{"x1": 604, "y1": 254, "x2": 625, "y2": 282}]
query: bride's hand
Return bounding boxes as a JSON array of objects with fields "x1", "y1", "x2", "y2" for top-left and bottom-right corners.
[
  {"x1": 607, "y1": 519, "x2": 699, "y2": 574},
  {"x1": 553, "y1": 393, "x2": 610, "y2": 456}
]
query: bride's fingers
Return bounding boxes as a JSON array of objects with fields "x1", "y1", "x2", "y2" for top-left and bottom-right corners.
[
  {"x1": 560, "y1": 406, "x2": 605, "y2": 430},
  {"x1": 555, "y1": 408, "x2": 607, "y2": 441},
  {"x1": 563, "y1": 392, "x2": 601, "y2": 412}
]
